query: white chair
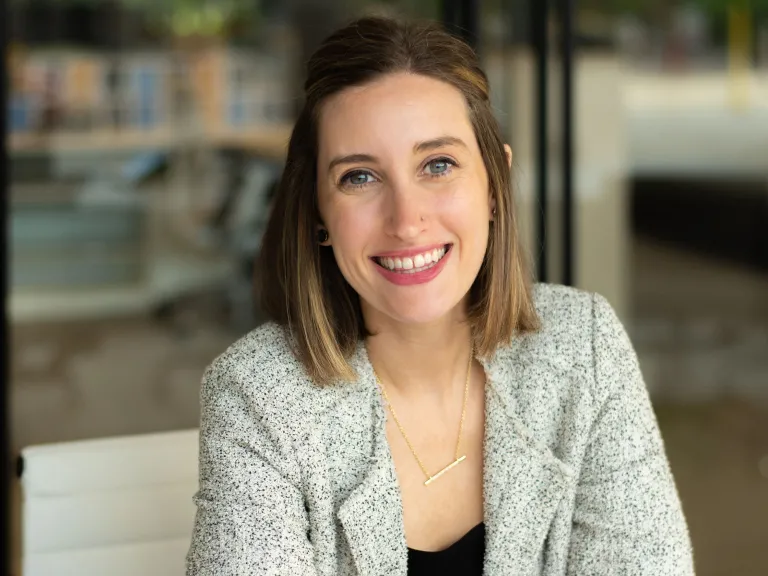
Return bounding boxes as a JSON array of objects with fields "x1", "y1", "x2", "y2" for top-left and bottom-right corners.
[{"x1": 19, "y1": 429, "x2": 199, "y2": 576}]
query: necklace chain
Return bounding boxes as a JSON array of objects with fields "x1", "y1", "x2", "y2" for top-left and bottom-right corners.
[{"x1": 373, "y1": 345, "x2": 473, "y2": 486}]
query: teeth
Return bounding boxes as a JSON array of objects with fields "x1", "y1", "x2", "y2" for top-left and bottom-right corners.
[{"x1": 377, "y1": 246, "x2": 448, "y2": 272}]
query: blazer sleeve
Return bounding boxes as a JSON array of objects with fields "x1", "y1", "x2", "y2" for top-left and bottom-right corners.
[
  {"x1": 566, "y1": 294, "x2": 696, "y2": 575},
  {"x1": 186, "y1": 357, "x2": 319, "y2": 576}
]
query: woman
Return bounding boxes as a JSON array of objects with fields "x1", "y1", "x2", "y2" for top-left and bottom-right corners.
[{"x1": 187, "y1": 16, "x2": 695, "y2": 576}]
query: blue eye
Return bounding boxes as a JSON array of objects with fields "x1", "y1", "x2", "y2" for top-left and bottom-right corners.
[
  {"x1": 341, "y1": 171, "x2": 375, "y2": 187},
  {"x1": 425, "y1": 158, "x2": 455, "y2": 176}
]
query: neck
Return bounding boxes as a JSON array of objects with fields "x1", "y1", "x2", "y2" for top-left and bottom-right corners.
[{"x1": 364, "y1": 307, "x2": 473, "y2": 400}]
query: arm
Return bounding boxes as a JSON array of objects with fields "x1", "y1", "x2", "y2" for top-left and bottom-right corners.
[
  {"x1": 186, "y1": 357, "x2": 319, "y2": 576},
  {"x1": 566, "y1": 294, "x2": 695, "y2": 575}
]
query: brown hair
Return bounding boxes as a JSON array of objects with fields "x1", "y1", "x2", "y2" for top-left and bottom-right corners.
[{"x1": 258, "y1": 16, "x2": 539, "y2": 384}]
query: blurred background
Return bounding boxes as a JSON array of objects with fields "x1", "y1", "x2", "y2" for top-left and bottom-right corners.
[{"x1": 3, "y1": 0, "x2": 767, "y2": 574}]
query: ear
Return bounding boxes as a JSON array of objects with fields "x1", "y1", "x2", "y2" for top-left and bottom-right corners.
[
  {"x1": 504, "y1": 144, "x2": 513, "y2": 168},
  {"x1": 489, "y1": 194, "x2": 497, "y2": 222},
  {"x1": 316, "y1": 224, "x2": 332, "y2": 246}
]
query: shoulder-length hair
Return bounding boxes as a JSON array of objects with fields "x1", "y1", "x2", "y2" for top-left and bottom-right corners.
[{"x1": 258, "y1": 16, "x2": 539, "y2": 385}]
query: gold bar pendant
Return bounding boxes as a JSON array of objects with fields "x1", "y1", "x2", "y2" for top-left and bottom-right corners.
[{"x1": 424, "y1": 455, "x2": 467, "y2": 486}]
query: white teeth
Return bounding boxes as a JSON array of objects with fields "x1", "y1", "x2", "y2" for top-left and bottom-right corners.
[{"x1": 377, "y1": 246, "x2": 450, "y2": 273}]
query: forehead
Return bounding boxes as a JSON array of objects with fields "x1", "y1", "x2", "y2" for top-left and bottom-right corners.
[{"x1": 317, "y1": 72, "x2": 475, "y2": 157}]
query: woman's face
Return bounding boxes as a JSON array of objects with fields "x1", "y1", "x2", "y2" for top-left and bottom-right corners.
[{"x1": 316, "y1": 72, "x2": 494, "y2": 328}]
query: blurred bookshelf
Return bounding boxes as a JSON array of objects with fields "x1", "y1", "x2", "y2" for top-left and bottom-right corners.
[
  {"x1": 7, "y1": 5, "x2": 297, "y2": 322},
  {"x1": 9, "y1": 253, "x2": 237, "y2": 323},
  {"x1": 9, "y1": 124, "x2": 292, "y2": 157},
  {"x1": 7, "y1": 43, "x2": 295, "y2": 148}
]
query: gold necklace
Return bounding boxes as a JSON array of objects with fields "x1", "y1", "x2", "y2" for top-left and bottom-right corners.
[{"x1": 372, "y1": 346, "x2": 473, "y2": 487}]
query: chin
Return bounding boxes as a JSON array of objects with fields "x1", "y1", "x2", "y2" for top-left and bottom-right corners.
[{"x1": 384, "y1": 296, "x2": 461, "y2": 326}]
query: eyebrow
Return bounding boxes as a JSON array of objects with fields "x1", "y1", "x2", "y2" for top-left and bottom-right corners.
[
  {"x1": 327, "y1": 136, "x2": 468, "y2": 173},
  {"x1": 413, "y1": 136, "x2": 468, "y2": 154},
  {"x1": 327, "y1": 153, "x2": 376, "y2": 173}
]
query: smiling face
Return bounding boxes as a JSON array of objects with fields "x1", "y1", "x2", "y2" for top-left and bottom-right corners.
[{"x1": 316, "y1": 72, "x2": 494, "y2": 328}]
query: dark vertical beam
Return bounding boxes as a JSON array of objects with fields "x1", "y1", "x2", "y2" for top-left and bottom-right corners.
[
  {"x1": 460, "y1": 0, "x2": 480, "y2": 51},
  {"x1": 0, "y1": 0, "x2": 11, "y2": 573},
  {"x1": 531, "y1": 0, "x2": 549, "y2": 282},
  {"x1": 561, "y1": 0, "x2": 575, "y2": 286},
  {"x1": 441, "y1": 0, "x2": 480, "y2": 51},
  {"x1": 441, "y1": 0, "x2": 460, "y2": 38}
]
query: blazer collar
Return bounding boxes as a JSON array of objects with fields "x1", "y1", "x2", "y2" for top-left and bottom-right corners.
[
  {"x1": 478, "y1": 347, "x2": 576, "y2": 574},
  {"x1": 337, "y1": 340, "x2": 575, "y2": 576},
  {"x1": 337, "y1": 344, "x2": 406, "y2": 575}
]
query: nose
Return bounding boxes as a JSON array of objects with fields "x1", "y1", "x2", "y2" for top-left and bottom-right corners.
[{"x1": 383, "y1": 183, "x2": 427, "y2": 241}]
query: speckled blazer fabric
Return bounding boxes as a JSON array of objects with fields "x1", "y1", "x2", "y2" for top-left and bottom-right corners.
[{"x1": 186, "y1": 283, "x2": 695, "y2": 575}]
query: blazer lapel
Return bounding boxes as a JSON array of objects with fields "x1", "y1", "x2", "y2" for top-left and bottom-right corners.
[
  {"x1": 337, "y1": 349, "x2": 407, "y2": 576},
  {"x1": 481, "y1": 355, "x2": 576, "y2": 575},
  {"x1": 337, "y1": 437, "x2": 406, "y2": 576},
  {"x1": 337, "y1": 343, "x2": 576, "y2": 576}
]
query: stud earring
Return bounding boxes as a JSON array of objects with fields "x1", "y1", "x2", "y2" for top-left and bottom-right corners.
[{"x1": 317, "y1": 229, "x2": 329, "y2": 244}]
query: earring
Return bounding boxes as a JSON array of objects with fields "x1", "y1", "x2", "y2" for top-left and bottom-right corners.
[{"x1": 317, "y1": 229, "x2": 329, "y2": 244}]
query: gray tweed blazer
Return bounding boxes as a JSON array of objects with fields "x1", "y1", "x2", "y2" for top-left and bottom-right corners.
[{"x1": 186, "y1": 284, "x2": 695, "y2": 575}]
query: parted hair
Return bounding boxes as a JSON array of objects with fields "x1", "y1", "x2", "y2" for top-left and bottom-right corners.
[{"x1": 257, "y1": 16, "x2": 539, "y2": 385}]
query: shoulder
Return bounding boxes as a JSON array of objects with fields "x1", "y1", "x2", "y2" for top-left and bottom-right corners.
[
  {"x1": 489, "y1": 282, "x2": 632, "y2": 396},
  {"x1": 533, "y1": 282, "x2": 596, "y2": 332},
  {"x1": 202, "y1": 322, "x2": 304, "y2": 397},
  {"x1": 200, "y1": 322, "x2": 352, "y2": 439},
  {"x1": 498, "y1": 283, "x2": 600, "y2": 370},
  {"x1": 531, "y1": 282, "x2": 625, "y2": 337},
  {"x1": 524, "y1": 282, "x2": 625, "y2": 362},
  {"x1": 486, "y1": 283, "x2": 637, "y2": 455}
]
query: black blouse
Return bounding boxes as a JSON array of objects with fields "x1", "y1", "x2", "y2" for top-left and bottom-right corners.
[{"x1": 407, "y1": 522, "x2": 485, "y2": 575}]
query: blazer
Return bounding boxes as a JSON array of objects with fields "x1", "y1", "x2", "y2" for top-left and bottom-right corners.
[{"x1": 186, "y1": 284, "x2": 695, "y2": 575}]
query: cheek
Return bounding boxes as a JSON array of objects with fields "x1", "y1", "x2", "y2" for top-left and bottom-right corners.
[
  {"x1": 324, "y1": 201, "x2": 378, "y2": 261},
  {"x1": 439, "y1": 180, "x2": 491, "y2": 232},
  {"x1": 439, "y1": 189, "x2": 491, "y2": 263}
]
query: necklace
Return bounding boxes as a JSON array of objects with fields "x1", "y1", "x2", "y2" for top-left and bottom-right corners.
[{"x1": 372, "y1": 345, "x2": 473, "y2": 487}]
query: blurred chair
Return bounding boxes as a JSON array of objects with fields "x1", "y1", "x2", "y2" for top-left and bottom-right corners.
[
  {"x1": 212, "y1": 151, "x2": 280, "y2": 331},
  {"x1": 153, "y1": 149, "x2": 280, "y2": 333},
  {"x1": 19, "y1": 429, "x2": 199, "y2": 576}
]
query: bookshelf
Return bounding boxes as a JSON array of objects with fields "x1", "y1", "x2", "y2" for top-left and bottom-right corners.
[
  {"x1": 9, "y1": 43, "x2": 293, "y2": 322},
  {"x1": 9, "y1": 124, "x2": 292, "y2": 158},
  {"x1": 10, "y1": 253, "x2": 237, "y2": 323}
]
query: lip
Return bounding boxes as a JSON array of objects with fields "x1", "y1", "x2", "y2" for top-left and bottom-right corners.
[
  {"x1": 372, "y1": 244, "x2": 453, "y2": 286},
  {"x1": 371, "y1": 243, "x2": 449, "y2": 260}
]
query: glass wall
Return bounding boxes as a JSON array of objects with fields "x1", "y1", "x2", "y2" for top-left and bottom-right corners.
[
  {"x1": 476, "y1": 2, "x2": 768, "y2": 574},
  {"x1": 578, "y1": 2, "x2": 768, "y2": 575}
]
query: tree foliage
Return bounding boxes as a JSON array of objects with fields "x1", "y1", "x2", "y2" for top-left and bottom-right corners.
[
  {"x1": 581, "y1": 0, "x2": 768, "y2": 19},
  {"x1": 11, "y1": 0, "x2": 260, "y2": 37}
]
